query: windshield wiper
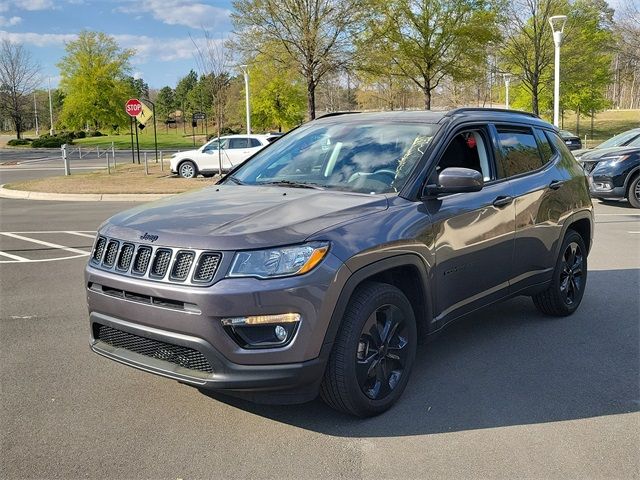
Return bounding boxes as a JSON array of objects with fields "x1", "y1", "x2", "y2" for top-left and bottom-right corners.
[
  {"x1": 259, "y1": 180, "x2": 325, "y2": 190},
  {"x1": 226, "y1": 176, "x2": 245, "y2": 185}
]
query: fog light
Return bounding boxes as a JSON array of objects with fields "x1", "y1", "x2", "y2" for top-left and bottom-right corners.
[
  {"x1": 274, "y1": 325, "x2": 287, "y2": 341},
  {"x1": 221, "y1": 313, "x2": 301, "y2": 349}
]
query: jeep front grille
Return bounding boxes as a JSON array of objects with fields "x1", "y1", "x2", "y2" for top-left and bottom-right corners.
[
  {"x1": 94, "y1": 324, "x2": 213, "y2": 374},
  {"x1": 194, "y1": 253, "x2": 221, "y2": 283},
  {"x1": 117, "y1": 243, "x2": 135, "y2": 271},
  {"x1": 171, "y1": 251, "x2": 195, "y2": 281},
  {"x1": 150, "y1": 249, "x2": 172, "y2": 278},
  {"x1": 93, "y1": 237, "x2": 107, "y2": 262},
  {"x1": 89, "y1": 236, "x2": 222, "y2": 286},
  {"x1": 103, "y1": 240, "x2": 119, "y2": 267}
]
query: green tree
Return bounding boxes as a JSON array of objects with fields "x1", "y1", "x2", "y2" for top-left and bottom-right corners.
[
  {"x1": 558, "y1": 0, "x2": 614, "y2": 131},
  {"x1": 174, "y1": 70, "x2": 198, "y2": 111},
  {"x1": 356, "y1": 0, "x2": 503, "y2": 110},
  {"x1": 248, "y1": 55, "x2": 305, "y2": 131},
  {"x1": 503, "y1": 0, "x2": 613, "y2": 120},
  {"x1": 155, "y1": 86, "x2": 176, "y2": 131},
  {"x1": 502, "y1": 0, "x2": 566, "y2": 115},
  {"x1": 232, "y1": 0, "x2": 363, "y2": 120},
  {"x1": 57, "y1": 31, "x2": 134, "y2": 130},
  {"x1": 124, "y1": 76, "x2": 149, "y2": 99}
]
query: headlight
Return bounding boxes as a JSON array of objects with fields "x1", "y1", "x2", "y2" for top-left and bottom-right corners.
[{"x1": 228, "y1": 242, "x2": 329, "y2": 278}]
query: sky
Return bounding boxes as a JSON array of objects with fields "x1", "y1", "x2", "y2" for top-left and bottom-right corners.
[{"x1": 0, "y1": 0, "x2": 235, "y2": 89}]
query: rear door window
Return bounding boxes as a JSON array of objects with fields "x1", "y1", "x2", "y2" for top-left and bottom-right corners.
[
  {"x1": 249, "y1": 138, "x2": 262, "y2": 148},
  {"x1": 229, "y1": 138, "x2": 250, "y2": 149},
  {"x1": 534, "y1": 129, "x2": 555, "y2": 165},
  {"x1": 496, "y1": 127, "x2": 544, "y2": 177}
]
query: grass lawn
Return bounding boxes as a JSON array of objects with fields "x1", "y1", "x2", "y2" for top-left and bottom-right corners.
[
  {"x1": 74, "y1": 128, "x2": 209, "y2": 150},
  {"x1": 5, "y1": 162, "x2": 220, "y2": 194},
  {"x1": 561, "y1": 109, "x2": 640, "y2": 147}
]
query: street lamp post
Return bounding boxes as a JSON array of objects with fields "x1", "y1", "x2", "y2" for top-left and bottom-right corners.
[
  {"x1": 47, "y1": 77, "x2": 55, "y2": 136},
  {"x1": 240, "y1": 65, "x2": 251, "y2": 135},
  {"x1": 549, "y1": 15, "x2": 567, "y2": 127},
  {"x1": 503, "y1": 73, "x2": 512, "y2": 110}
]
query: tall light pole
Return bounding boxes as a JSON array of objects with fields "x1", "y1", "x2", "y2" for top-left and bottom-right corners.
[
  {"x1": 503, "y1": 73, "x2": 512, "y2": 110},
  {"x1": 240, "y1": 65, "x2": 251, "y2": 134},
  {"x1": 549, "y1": 15, "x2": 567, "y2": 127},
  {"x1": 47, "y1": 77, "x2": 55, "y2": 135},
  {"x1": 33, "y1": 93, "x2": 39, "y2": 136}
]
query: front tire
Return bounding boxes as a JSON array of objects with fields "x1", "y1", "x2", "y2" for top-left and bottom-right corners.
[
  {"x1": 532, "y1": 230, "x2": 587, "y2": 316},
  {"x1": 627, "y1": 174, "x2": 640, "y2": 209},
  {"x1": 178, "y1": 160, "x2": 197, "y2": 179},
  {"x1": 320, "y1": 282, "x2": 417, "y2": 417}
]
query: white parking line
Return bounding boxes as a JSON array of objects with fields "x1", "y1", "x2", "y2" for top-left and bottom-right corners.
[
  {"x1": 0, "y1": 250, "x2": 29, "y2": 261},
  {"x1": 64, "y1": 231, "x2": 97, "y2": 238},
  {"x1": 596, "y1": 213, "x2": 640, "y2": 216},
  {"x1": 7, "y1": 230, "x2": 96, "y2": 234},
  {"x1": 0, "y1": 232, "x2": 91, "y2": 255}
]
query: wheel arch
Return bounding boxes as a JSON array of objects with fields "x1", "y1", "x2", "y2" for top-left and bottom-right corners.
[
  {"x1": 322, "y1": 255, "x2": 433, "y2": 348},
  {"x1": 623, "y1": 166, "x2": 640, "y2": 196},
  {"x1": 560, "y1": 210, "x2": 594, "y2": 256}
]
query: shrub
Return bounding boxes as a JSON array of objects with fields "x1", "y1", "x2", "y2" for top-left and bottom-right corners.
[
  {"x1": 7, "y1": 139, "x2": 31, "y2": 146},
  {"x1": 89, "y1": 130, "x2": 104, "y2": 137},
  {"x1": 74, "y1": 130, "x2": 86, "y2": 139},
  {"x1": 31, "y1": 137, "x2": 69, "y2": 148}
]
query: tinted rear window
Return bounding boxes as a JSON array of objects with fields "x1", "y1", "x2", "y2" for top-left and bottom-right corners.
[
  {"x1": 497, "y1": 128, "x2": 543, "y2": 177},
  {"x1": 535, "y1": 129, "x2": 555, "y2": 164}
]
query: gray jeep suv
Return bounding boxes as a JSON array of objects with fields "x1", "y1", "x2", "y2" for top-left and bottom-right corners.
[{"x1": 86, "y1": 109, "x2": 593, "y2": 417}]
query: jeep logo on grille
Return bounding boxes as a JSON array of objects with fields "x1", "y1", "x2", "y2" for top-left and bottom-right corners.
[{"x1": 139, "y1": 233, "x2": 159, "y2": 243}]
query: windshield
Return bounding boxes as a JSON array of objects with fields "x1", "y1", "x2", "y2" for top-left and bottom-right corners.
[
  {"x1": 599, "y1": 130, "x2": 640, "y2": 149},
  {"x1": 226, "y1": 121, "x2": 438, "y2": 194}
]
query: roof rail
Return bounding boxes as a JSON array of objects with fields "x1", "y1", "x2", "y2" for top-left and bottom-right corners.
[
  {"x1": 445, "y1": 107, "x2": 539, "y2": 119},
  {"x1": 315, "y1": 111, "x2": 362, "y2": 120}
]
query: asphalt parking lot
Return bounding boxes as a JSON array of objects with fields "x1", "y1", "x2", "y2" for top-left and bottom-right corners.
[{"x1": 1, "y1": 194, "x2": 638, "y2": 479}]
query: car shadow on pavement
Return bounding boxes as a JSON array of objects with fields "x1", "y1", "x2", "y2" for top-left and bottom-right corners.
[{"x1": 202, "y1": 268, "x2": 640, "y2": 437}]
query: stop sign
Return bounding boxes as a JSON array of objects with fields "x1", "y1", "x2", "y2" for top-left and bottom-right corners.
[{"x1": 125, "y1": 98, "x2": 142, "y2": 117}]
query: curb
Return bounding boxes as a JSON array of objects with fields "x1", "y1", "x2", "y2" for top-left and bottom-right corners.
[{"x1": 0, "y1": 184, "x2": 175, "y2": 202}]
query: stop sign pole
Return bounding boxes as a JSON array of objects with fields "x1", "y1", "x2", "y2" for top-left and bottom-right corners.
[{"x1": 125, "y1": 99, "x2": 142, "y2": 164}]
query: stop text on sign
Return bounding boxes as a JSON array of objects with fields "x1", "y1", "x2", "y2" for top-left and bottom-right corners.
[{"x1": 125, "y1": 99, "x2": 143, "y2": 117}]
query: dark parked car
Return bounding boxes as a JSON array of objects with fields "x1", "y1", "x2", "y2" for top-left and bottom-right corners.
[
  {"x1": 559, "y1": 130, "x2": 582, "y2": 150},
  {"x1": 86, "y1": 109, "x2": 593, "y2": 417},
  {"x1": 579, "y1": 136, "x2": 640, "y2": 208},
  {"x1": 572, "y1": 128, "x2": 640, "y2": 160}
]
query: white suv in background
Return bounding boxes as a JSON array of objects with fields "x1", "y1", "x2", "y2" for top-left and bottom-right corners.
[{"x1": 170, "y1": 134, "x2": 276, "y2": 178}]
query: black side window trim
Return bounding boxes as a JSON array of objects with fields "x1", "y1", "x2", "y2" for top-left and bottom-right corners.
[{"x1": 424, "y1": 124, "x2": 500, "y2": 185}]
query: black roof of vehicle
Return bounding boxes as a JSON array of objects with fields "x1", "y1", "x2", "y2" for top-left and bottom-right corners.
[{"x1": 314, "y1": 108, "x2": 553, "y2": 129}]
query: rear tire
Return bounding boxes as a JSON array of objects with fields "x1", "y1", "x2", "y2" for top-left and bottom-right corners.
[
  {"x1": 320, "y1": 282, "x2": 417, "y2": 417},
  {"x1": 627, "y1": 174, "x2": 640, "y2": 209},
  {"x1": 178, "y1": 160, "x2": 197, "y2": 179},
  {"x1": 532, "y1": 230, "x2": 587, "y2": 316}
]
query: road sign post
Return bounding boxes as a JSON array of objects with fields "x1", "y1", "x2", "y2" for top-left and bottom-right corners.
[{"x1": 125, "y1": 99, "x2": 142, "y2": 165}]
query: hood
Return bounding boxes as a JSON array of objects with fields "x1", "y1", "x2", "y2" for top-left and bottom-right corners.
[
  {"x1": 101, "y1": 185, "x2": 388, "y2": 250},
  {"x1": 579, "y1": 145, "x2": 640, "y2": 162},
  {"x1": 172, "y1": 148, "x2": 200, "y2": 158}
]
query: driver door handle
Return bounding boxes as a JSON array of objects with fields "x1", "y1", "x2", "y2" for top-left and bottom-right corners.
[
  {"x1": 493, "y1": 195, "x2": 514, "y2": 208},
  {"x1": 549, "y1": 180, "x2": 567, "y2": 190}
]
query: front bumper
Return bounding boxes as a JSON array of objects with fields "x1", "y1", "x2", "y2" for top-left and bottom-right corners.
[{"x1": 86, "y1": 253, "x2": 350, "y2": 399}]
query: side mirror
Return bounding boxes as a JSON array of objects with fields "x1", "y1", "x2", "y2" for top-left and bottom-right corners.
[{"x1": 423, "y1": 167, "x2": 484, "y2": 198}]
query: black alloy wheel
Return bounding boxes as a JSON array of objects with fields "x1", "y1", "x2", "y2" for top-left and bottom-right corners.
[
  {"x1": 320, "y1": 282, "x2": 417, "y2": 417},
  {"x1": 532, "y1": 229, "x2": 588, "y2": 316},
  {"x1": 356, "y1": 304, "x2": 410, "y2": 400},
  {"x1": 558, "y1": 241, "x2": 585, "y2": 306}
]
